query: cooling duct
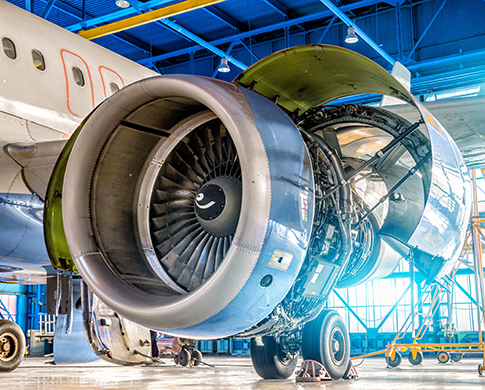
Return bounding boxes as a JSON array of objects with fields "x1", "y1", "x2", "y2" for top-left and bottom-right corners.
[{"x1": 60, "y1": 75, "x2": 315, "y2": 337}]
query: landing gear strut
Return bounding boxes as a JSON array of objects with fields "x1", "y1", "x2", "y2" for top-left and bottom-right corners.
[
  {"x1": 172, "y1": 338, "x2": 203, "y2": 367},
  {"x1": 301, "y1": 310, "x2": 350, "y2": 380}
]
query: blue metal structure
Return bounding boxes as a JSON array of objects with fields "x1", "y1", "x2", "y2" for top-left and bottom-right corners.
[
  {"x1": 0, "y1": 284, "x2": 30, "y2": 334},
  {"x1": 4, "y1": 0, "x2": 485, "y2": 96},
  {"x1": 27, "y1": 284, "x2": 46, "y2": 331}
]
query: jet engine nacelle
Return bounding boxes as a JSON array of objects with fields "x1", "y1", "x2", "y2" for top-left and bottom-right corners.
[
  {"x1": 46, "y1": 45, "x2": 471, "y2": 343},
  {"x1": 59, "y1": 75, "x2": 315, "y2": 337}
]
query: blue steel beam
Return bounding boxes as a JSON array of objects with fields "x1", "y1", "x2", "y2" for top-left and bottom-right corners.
[
  {"x1": 396, "y1": 2, "x2": 403, "y2": 60},
  {"x1": 138, "y1": 0, "x2": 379, "y2": 66},
  {"x1": 333, "y1": 290, "x2": 368, "y2": 330},
  {"x1": 239, "y1": 40, "x2": 260, "y2": 62},
  {"x1": 385, "y1": 266, "x2": 485, "y2": 279},
  {"x1": 262, "y1": 0, "x2": 289, "y2": 19},
  {"x1": 129, "y1": 1, "x2": 194, "y2": 45},
  {"x1": 317, "y1": 15, "x2": 336, "y2": 43},
  {"x1": 203, "y1": 5, "x2": 241, "y2": 32},
  {"x1": 405, "y1": 0, "x2": 448, "y2": 63},
  {"x1": 16, "y1": 285, "x2": 28, "y2": 334},
  {"x1": 455, "y1": 279, "x2": 484, "y2": 313},
  {"x1": 0, "y1": 298, "x2": 14, "y2": 322},
  {"x1": 319, "y1": 0, "x2": 395, "y2": 66},
  {"x1": 261, "y1": 0, "x2": 305, "y2": 31},
  {"x1": 41, "y1": 0, "x2": 56, "y2": 19},
  {"x1": 376, "y1": 283, "x2": 412, "y2": 331},
  {"x1": 65, "y1": 0, "x2": 176, "y2": 32},
  {"x1": 35, "y1": 0, "x2": 154, "y2": 54},
  {"x1": 160, "y1": 19, "x2": 248, "y2": 70}
]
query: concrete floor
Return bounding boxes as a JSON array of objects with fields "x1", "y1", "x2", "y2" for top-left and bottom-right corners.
[{"x1": 4, "y1": 356, "x2": 485, "y2": 390}]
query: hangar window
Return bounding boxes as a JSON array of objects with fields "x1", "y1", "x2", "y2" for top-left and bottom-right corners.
[
  {"x1": 425, "y1": 86, "x2": 481, "y2": 102},
  {"x1": 72, "y1": 66, "x2": 85, "y2": 87},
  {"x1": 2, "y1": 38, "x2": 16, "y2": 59},
  {"x1": 32, "y1": 49, "x2": 45, "y2": 71},
  {"x1": 110, "y1": 82, "x2": 120, "y2": 94}
]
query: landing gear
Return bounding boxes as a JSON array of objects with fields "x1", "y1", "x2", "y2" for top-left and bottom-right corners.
[
  {"x1": 250, "y1": 336, "x2": 298, "y2": 379},
  {"x1": 302, "y1": 310, "x2": 350, "y2": 380},
  {"x1": 386, "y1": 351, "x2": 402, "y2": 367},
  {"x1": 192, "y1": 349, "x2": 203, "y2": 366},
  {"x1": 176, "y1": 349, "x2": 191, "y2": 366},
  {"x1": 437, "y1": 351, "x2": 450, "y2": 364},
  {"x1": 407, "y1": 350, "x2": 423, "y2": 365},
  {"x1": 172, "y1": 338, "x2": 203, "y2": 367},
  {"x1": 0, "y1": 320, "x2": 25, "y2": 372}
]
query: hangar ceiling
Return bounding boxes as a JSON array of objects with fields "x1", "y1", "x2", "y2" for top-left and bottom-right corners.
[{"x1": 6, "y1": 0, "x2": 485, "y2": 167}]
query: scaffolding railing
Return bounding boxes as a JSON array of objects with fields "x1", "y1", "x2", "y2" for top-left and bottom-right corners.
[
  {"x1": 352, "y1": 169, "x2": 485, "y2": 374},
  {"x1": 38, "y1": 313, "x2": 55, "y2": 338}
]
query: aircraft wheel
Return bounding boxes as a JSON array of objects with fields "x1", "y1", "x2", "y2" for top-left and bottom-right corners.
[
  {"x1": 0, "y1": 320, "x2": 25, "y2": 372},
  {"x1": 408, "y1": 351, "x2": 423, "y2": 365},
  {"x1": 250, "y1": 336, "x2": 298, "y2": 379},
  {"x1": 178, "y1": 349, "x2": 191, "y2": 366},
  {"x1": 451, "y1": 353, "x2": 462, "y2": 362},
  {"x1": 302, "y1": 310, "x2": 350, "y2": 380},
  {"x1": 437, "y1": 351, "x2": 450, "y2": 364},
  {"x1": 192, "y1": 349, "x2": 203, "y2": 366},
  {"x1": 386, "y1": 351, "x2": 402, "y2": 367}
]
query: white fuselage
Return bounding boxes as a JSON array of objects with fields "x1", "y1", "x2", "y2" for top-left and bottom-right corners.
[
  {"x1": 0, "y1": 0, "x2": 156, "y2": 194},
  {"x1": 0, "y1": 1, "x2": 156, "y2": 283}
]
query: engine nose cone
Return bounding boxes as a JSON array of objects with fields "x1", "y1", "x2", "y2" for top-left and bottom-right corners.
[
  {"x1": 195, "y1": 184, "x2": 226, "y2": 221},
  {"x1": 195, "y1": 176, "x2": 242, "y2": 237}
]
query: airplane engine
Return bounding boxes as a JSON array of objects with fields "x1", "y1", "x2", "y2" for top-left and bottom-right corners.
[
  {"x1": 44, "y1": 45, "x2": 471, "y2": 380},
  {"x1": 57, "y1": 75, "x2": 316, "y2": 337}
]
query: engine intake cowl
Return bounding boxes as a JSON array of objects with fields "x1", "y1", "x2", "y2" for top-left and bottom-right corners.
[{"x1": 61, "y1": 75, "x2": 315, "y2": 337}]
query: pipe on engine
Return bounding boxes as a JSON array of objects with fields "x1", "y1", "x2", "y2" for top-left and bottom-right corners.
[{"x1": 301, "y1": 130, "x2": 352, "y2": 271}]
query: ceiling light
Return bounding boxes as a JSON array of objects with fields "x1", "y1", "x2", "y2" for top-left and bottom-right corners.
[
  {"x1": 217, "y1": 58, "x2": 230, "y2": 73},
  {"x1": 345, "y1": 26, "x2": 358, "y2": 44},
  {"x1": 116, "y1": 0, "x2": 131, "y2": 8}
]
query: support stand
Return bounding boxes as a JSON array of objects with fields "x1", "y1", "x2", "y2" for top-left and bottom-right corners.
[
  {"x1": 295, "y1": 360, "x2": 332, "y2": 382},
  {"x1": 343, "y1": 360, "x2": 359, "y2": 380}
]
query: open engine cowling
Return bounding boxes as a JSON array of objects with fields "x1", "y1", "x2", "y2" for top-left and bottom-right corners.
[
  {"x1": 47, "y1": 45, "x2": 471, "y2": 341},
  {"x1": 61, "y1": 75, "x2": 314, "y2": 337}
]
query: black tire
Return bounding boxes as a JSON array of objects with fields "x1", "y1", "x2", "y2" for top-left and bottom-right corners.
[
  {"x1": 250, "y1": 336, "x2": 298, "y2": 379},
  {"x1": 386, "y1": 351, "x2": 402, "y2": 367},
  {"x1": 178, "y1": 349, "x2": 191, "y2": 366},
  {"x1": 342, "y1": 359, "x2": 353, "y2": 380},
  {"x1": 302, "y1": 310, "x2": 350, "y2": 380},
  {"x1": 451, "y1": 353, "x2": 462, "y2": 362},
  {"x1": 408, "y1": 351, "x2": 423, "y2": 365},
  {"x1": 193, "y1": 349, "x2": 203, "y2": 366},
  {"x1": 0, "y1": 319, "x2": 25, "y2": 372},
  {"x1": 437, "y1": 351, "x2": 450, "y2": 364}
]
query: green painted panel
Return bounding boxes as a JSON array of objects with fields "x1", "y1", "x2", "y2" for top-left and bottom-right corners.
[
  {"x1": 233, "y1": 44, "x2": 414, "y2": 113},
  {"x1": 43, "y1": 117, "x2": 90, "y2": 272}
]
